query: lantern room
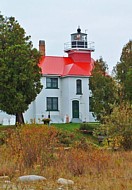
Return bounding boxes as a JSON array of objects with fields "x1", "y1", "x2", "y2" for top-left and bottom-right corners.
[
  {"x1": 64, "y1": 26, "x2": 95, "y2": 52},
  {"x1": 71, "y1": 26, "x2": 87, "y2": 48}
]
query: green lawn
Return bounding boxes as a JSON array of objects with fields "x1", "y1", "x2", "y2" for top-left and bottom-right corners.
[
  {"x1": 52, "y1": 122, "x2": 99, "y2": 131},
  {"x1": 0, "y1": 122, "x2": 99, "y2": 131},
  {"x1": 52, "y1": 122, "x2": 99, "y2": 145},
  {"x1": 52, "y1": 123, "x2": 80, "y2": 132}
]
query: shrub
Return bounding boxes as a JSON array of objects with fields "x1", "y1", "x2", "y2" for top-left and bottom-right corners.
[
  {"x1": 73, "y1": 137, "x2": 95, "y2": 151},
  {"x1": 94, "y1": 103, "x2": 132, "y2": 150},
  {"x1": 6, "y1": 124, "x2": 59, "y2": 169},
  {"x1": 5, "y1": 124, "x2": 80, "y2": 171},
  {"x1": 56, "y1": 130, "x2": 75, "y2": 146},
  {"x1": 0, "y1": 129, "x2": 13, "y2": 145},
  {"x1": 0, "y1": 131, "x2": 6, "y2": 145}
]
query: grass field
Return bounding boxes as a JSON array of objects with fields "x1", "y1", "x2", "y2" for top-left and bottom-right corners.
[
  {"x1": 0, "y1": 122, "x2": 99, "y2": 131},
  {"x1": 53, "y1": 122, "x2": 99, "y2": 131},
  {"x1": 0, "y1": 123, "x2": 131, "y2": 189},
  {"x1": 52, "y1": 123, "x2": 81, "y2": 131}
]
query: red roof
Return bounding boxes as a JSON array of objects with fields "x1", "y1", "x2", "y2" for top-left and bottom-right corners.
[{"x1": 39, "y1": 55, "x2": 94, "y2": 77}]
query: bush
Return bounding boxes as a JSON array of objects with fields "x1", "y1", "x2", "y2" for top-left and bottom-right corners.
[
  {"x1": 6, "y1": 124, "x2": 59, "y2": 169},
  {"x1": 94, "y1": 103, "x2": 132, "y2": 150},
  {"x1": 0, "y1": 129, "x2": 13, "y2": 145},
  {"x1": 0, "y1": 131, "x2": 6, "y2": 145},
  {"x1": 5, "y1": 124, "x2": 80, "y2": 171},
  {"x1": 57, "y1": 130, "x2": 75, "y2": 146}
]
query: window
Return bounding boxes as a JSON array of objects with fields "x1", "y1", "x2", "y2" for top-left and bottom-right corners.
[
  {"x1": 46, "y1": 77, "x2": 58, "y2": 89},
  {"x1": 47, "y1": 97, "x2": 58, "y2": 111},
  {"x1": 89, "y1": 97, "x2": 93, "y2": 112},
  {"x1": 76, "y1": 79, "x2": 82, "y2": 94}
]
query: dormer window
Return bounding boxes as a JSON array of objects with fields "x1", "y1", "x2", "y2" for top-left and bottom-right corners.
[
  {"x1": 76, "y1": 79, "x2": 82, "y2": 94},
  {"x1": 46, "y1": 77, "x2": 58, "y2": 89}
]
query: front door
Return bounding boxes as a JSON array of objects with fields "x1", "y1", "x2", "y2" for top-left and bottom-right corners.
[{"x1": 72, "y1": 100, "x2": 79, "y2": 118}]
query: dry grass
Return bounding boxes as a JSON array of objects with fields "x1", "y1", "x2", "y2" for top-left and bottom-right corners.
[{"x1": 0, "y1": 124, "x2": 132, "y2": 189}]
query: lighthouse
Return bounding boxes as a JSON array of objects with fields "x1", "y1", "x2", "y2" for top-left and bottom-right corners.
[{"x1": 64, "y1": 26, "x2": 94, "y2": 63}]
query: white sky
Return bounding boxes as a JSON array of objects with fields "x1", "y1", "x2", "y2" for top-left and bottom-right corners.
[{"x1": 1, "y1": 0, "x2": 132, "y2": 73}]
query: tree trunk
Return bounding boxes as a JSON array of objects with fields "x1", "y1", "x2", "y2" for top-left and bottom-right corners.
[{"x1": 16, "y1": 112, "x2": 25, "y2": 125}]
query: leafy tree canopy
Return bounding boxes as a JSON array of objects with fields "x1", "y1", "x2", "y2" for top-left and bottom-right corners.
[
  {"x1": 113, "y1": 40, "x2": 132, "y2": 102},
  {"x1": 90, "y1": 57, "x2": 118, "y2": 122},
  {"x1": 124, "y1": 68, "x2": 132, "y2": 103},
  {"x1": 0, "y1": 14, "x2": 42, "y2": 124}
]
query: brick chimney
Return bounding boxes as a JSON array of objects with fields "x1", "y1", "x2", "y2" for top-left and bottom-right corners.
[{"x1": 39, "y1": 40, "x2": 45, "y2": 56}]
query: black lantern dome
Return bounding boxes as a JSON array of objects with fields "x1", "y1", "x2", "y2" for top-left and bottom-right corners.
[
  {"x1": 71, "y1": 27, "x2": 87, "y2": 48},
  {"x1": 77, "y1": 26, "x2": 81, "y2": 33},
  {"x1": 64, "y1": 27, "x2": 95, "y2": 52}
]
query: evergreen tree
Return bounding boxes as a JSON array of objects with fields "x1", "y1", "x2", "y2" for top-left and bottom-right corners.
[
  {"x1": 90, "y1": 58, "x2": 117, "y2": 122},
  {"x1": 0, "y1": 14, "x2": 42, "y2": 124}
]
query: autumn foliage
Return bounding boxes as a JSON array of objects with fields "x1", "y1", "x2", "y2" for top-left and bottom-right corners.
[{"x1": 0, "y1": 124, "x2": 132, "y2": 189}]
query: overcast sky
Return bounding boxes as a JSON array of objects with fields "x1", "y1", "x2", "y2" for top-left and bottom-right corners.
[{"x1": 1, "y1": 0, "x2": 132, "y2": 72}]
